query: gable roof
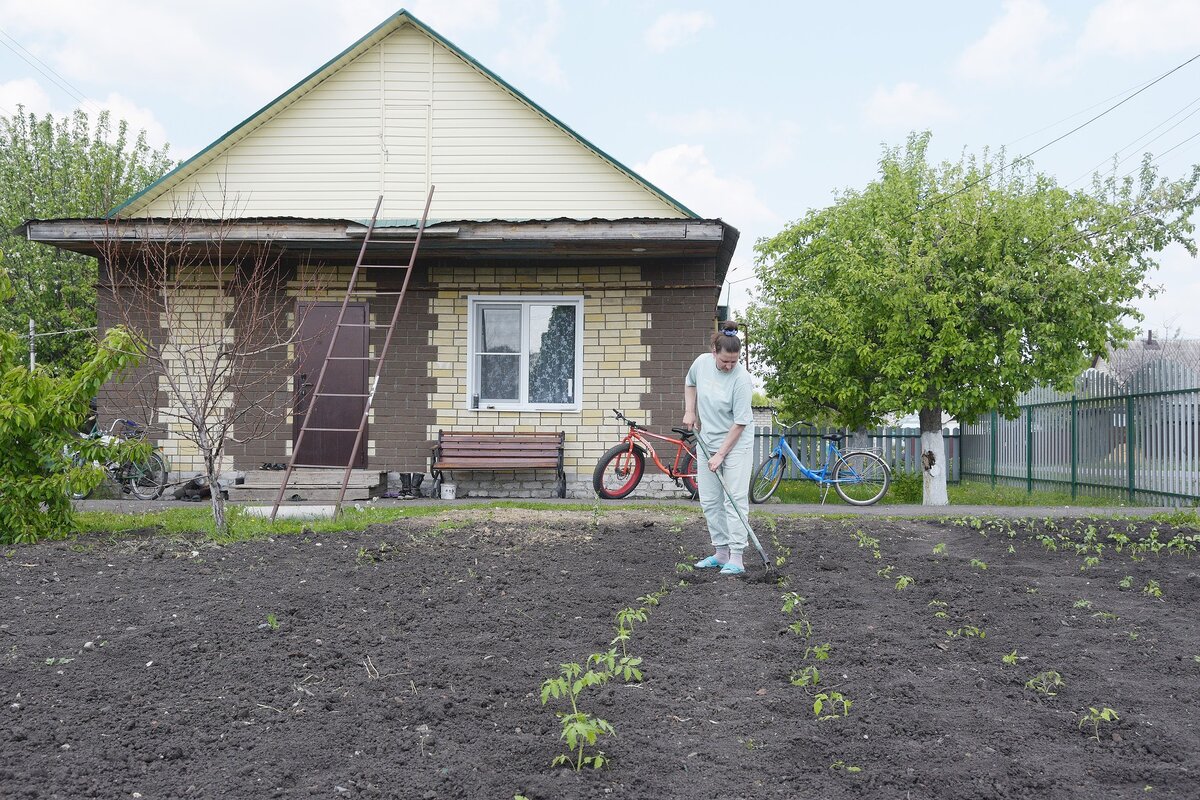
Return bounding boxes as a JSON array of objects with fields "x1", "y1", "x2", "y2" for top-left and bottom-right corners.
[{"x1": 113, "y1": 9, "x2": 697, "y2": 221}]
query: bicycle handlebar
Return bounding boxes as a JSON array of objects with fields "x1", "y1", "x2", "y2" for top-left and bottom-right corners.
[
  {"x1": 612, "y1": 409, "x2": 647, "y2": 430},
  {"x1": 770, "y1": 410, "x2": 815, "y2": 432}
]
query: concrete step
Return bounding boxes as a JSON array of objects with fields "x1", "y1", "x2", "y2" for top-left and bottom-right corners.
[
  {"x1": 230, "y1": 487, "x2": 379, "y2": 502},
  {"x1": 239, "y1": 468, "x2": 381, "y2": 490}
]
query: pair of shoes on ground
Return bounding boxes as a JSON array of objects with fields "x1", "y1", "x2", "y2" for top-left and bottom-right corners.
[
  {"x1": 693, "y1": 554, "x2": 745, "y2": 575},
  {"x1": 261, "y1": 462, "x2": 286, "y2": 470}
]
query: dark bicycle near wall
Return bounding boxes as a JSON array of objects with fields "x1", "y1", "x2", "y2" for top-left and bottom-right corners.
[{"x1": 68, "y1": 419, "x2": 170, "y2": 500}]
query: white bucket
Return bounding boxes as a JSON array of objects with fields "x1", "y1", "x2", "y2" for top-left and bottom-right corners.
[{"x1": 440, "y1": 483, "x2": 457, "y2": 500}]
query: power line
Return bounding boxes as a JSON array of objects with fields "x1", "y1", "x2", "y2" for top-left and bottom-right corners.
[
  {"x1": 1065, "y1": 94, "x2": 1200, "y2": 188},
  {"x1": 0, "y1": 26, "x2": 106, "y2": 117},
  {"x1": 1004, "y1": 75, "x2": 1160, "y2": 149},
  {"x1": 919, "y1": 51, "x2": 1200, "y2": 216}
]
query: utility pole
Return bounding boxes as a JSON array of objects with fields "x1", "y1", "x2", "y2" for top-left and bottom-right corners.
[{"x1": 28, "y1": 318, "x2": 35, "y2": 370}]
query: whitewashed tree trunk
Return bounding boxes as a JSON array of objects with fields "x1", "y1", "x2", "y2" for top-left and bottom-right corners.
[{"x1": 919, "y1": 407, "x2": 949, "y2": 506}]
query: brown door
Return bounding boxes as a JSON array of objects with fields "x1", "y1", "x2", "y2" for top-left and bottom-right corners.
[{"x1": 293, "y1": 302, "x2": 368, "y2": 468}]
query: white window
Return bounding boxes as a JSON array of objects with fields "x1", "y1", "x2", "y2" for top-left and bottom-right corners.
[{"x1": 467, "y1": 295, "x2": 583, "y2": 411}]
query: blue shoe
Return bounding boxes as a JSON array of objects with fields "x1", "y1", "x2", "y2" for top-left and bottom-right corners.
[
  {"x1": 719, "y1": 562, "x2": 745, "y2": 575},
  {"x1": 694, "y1": 555, "x2": 724, "y2": 569}
]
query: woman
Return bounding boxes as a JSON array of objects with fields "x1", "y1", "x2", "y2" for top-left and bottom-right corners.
[{"x1": 683, "y1": 321, "x2": 755, "y2": 575}]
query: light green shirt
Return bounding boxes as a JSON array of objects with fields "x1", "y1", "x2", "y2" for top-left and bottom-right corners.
[{"x1": 686, "y1": 354, "x2": 755, "y2": 454}]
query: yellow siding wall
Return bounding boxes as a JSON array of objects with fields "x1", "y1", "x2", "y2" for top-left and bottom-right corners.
[{"x1": 138, "y1": 26, "x2": 684, "y2": 221}]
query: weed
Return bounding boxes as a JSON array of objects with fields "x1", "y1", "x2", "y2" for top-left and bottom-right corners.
[
  {"x1": 1142, "y1": 580, "x2": 1163, "y2": 598},
  {"x1": 1025, "y1": 670, "x2": 1065, "y2": 698},
  {"x1": 1003, "y1": 649, "x2": 1019, "y2": 666},
  {"x1": 1025, "y1": 586, "x2": 1039, "y2": 594},
  {"x1": 266, "y1": 612, "x2": 279, "y2": 631},
  {"x1": 1073, "y1": 599, "x2": 1092, "y2": 610},
  {"x1": 894, "y1": 575, "x2": 915, "y2": 590},
  {"x1": 830, "y1": 760, "x2": 862, "y2": 774},
  {"x1": 932, "y1": 542, "x2": 946, "y2": 555},
  {"x1": 813, "y1": 691, "x2": 852, "y2": 720},
  {"x1": 1078, "y1": 706, "x2": 1119, "y2": 741}
]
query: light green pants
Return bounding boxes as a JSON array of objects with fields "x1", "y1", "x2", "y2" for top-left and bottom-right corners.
[{"x1": 696, "y1": 443, "x2": 754, "y2": 552}]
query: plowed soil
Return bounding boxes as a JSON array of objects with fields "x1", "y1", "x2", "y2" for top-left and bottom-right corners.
[{"x1": 2, "y1": 509, "x2": 1199, "y2": 799}]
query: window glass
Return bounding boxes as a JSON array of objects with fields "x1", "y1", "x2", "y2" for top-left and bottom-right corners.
[
  {"x1": 470, "y1": 297, "x2": 581, "y2": 410},
  {"x1": 528, "y1": 304, "x2": 576, "y2": 404}
]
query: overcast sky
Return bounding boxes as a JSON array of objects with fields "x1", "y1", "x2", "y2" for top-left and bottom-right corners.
[{"x1": 2, "y1": 0, "x2": 1198, "y2": 337}]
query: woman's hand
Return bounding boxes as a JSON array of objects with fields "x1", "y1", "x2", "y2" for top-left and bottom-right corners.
[
  {"x1": 682, "y1": 410, "x2": 697, "y2": 431},
  {"x1": 707, "y1": 452, "x2": 724, "y2": 472}
]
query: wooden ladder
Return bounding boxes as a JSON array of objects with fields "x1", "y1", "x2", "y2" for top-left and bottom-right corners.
[{"x1": 270, "y1": 187, "x2": 435, "y2": 521}]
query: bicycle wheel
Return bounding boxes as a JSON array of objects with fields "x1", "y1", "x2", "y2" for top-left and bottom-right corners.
[
  {"x1": 750, "y1": 454, "x2": 786, "y2": 504},
  {"x1": 833, "y1": 451, "x2": 890, "y2": 506},
  {"x1": 125, "y1": 451, "x2": 168, "y2": 500},
  {"x1": 593, "y1": 444, "x2": 645, "y2": 499},
  {"x1": 678, "y1": 450, "x2": 699, "y2": 499}
]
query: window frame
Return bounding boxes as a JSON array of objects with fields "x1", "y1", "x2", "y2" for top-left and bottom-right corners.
[{"x1": 465, "y1": 294, "x2": 584, "y2": 413}]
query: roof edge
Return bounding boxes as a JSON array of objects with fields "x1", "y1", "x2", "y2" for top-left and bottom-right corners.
[{"x1": 110, "y1": 9, "x2": 699, "y2": 220}]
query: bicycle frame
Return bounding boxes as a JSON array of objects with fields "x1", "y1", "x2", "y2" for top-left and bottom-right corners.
[
  {"x1": 766, "y1": 431, "x2": 849, "y2": 485},
  {"x1": 620, "y1": 426, "x2": 696, "y2": 480}
]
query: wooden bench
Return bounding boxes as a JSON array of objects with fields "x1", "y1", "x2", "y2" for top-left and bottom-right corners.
[{"x1": 430, "y1": 430, "x2": 566, "y2": 498}]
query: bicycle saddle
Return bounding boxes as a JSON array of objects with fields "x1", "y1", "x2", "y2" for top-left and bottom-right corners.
[{"x1": 671, "y1": 427, "x2": 695, "y2": 438}]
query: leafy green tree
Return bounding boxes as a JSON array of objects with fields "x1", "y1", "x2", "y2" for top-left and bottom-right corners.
[
  {"x1": 0, "y1": 106, "x2": 172, "y2": 372},
  {"x1": 748, "y1": 132, "x2": 1199, "y2": 504},
  {"x1": 0, "y1": 264, "x2": 144, "y2": 544}
]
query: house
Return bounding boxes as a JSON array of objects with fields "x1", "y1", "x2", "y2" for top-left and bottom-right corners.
[{"x1": 20, "y1": 9, "x2": 738, "y2": 498}]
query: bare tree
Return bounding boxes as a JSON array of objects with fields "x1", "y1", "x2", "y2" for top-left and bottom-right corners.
[{"x1": 97, "y1": 212, "x2": 325, "y2": 534}]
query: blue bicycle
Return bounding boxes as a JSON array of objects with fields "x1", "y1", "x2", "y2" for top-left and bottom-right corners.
[{"x1": 750, "y1": 415, "x2": 890, "y2": 505}]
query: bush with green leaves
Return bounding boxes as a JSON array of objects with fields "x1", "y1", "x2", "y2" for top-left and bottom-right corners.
[{"x1": 0, "y1": 267, "x2": 144, "y2": 544}]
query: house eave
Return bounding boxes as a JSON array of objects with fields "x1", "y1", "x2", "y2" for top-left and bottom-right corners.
[{"x1": 20, "y1": 217, "x2": 739, "y2": 272}]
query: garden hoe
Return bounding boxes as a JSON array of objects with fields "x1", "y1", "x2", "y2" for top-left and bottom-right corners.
[{"x1": 693, "y1": 436, "x2": 772, "y2": 574}]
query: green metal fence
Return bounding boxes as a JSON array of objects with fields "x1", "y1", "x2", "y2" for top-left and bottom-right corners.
[{"x1": 961, "y1": 364, "x2": 1200, "y2": 506}]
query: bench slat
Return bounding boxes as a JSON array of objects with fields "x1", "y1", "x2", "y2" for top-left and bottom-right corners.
[{"x1": 430, "y1": 429, "x2": 566, "y2": 498}]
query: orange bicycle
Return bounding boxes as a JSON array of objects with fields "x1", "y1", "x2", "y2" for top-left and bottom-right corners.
[{"x1": 593, "y1": 409, "x2": 699, "y2": 499}]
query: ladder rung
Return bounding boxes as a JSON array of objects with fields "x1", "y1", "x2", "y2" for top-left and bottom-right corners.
[
  {"x1": 346, "y1": 290, "x2": 407, "y2": 296},
  {"x1": 288, "y1": 463, "x2": 348, "y2": 469},
  {"x1": 302, "y1": 426, "x2": 363, "y2": 433},
  {"x1": 327, "y1": 355, "x2": 372, "y2": 361},
  {"x1": 362, "y1": 264, "x2": 411, "y2": 270},
  {"x1": 315, "y1": 392, "x2": 369, "y2": 398},
  {"x1": 337, "y1": 322, "x2": 377, "y2": 328}
]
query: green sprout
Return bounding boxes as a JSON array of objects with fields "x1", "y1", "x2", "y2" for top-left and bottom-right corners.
[
  {"x1": 813, "y1": 691, "x2": 852, "y2": 720},
  {"x1": 1025, "y1": 670, "x2": 1066, "y2": 698},
  {"x1": 1078, "y1": 706, "x2": 1119, "y2": 741}
]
